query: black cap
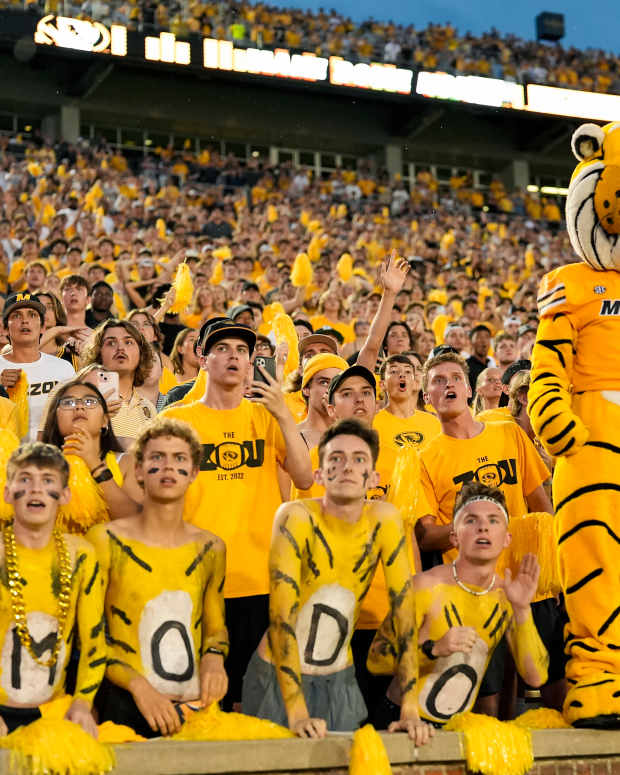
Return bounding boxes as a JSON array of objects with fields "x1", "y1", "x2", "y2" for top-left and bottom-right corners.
[
  {"x1": 501, "y1": 359, "x2": 531, "y2": 385},
  {"x1": 199, "y1": 318, "x2": 256, "y2": 355},
  {"x1": 241, "y1": 280, "x2": 259, "y2": 293},
  {"x1": 2, "y1": 292, "x2": 46, "y2": 326},
  {"x1": 314, "y1": 325, "x2": 344, "y2": 344},
  {"x1": 327, "y1": 364, "x2": 376, "y2": 404},
  {"x1": 228, "y1": 304, "x2": 253, "y2": 321},
  {"x1": 196, "y1": 316, "x2": 228, "y2": 354}
]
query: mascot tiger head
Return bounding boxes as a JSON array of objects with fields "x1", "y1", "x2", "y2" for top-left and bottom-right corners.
[{"x1": 567, "y1": 121, "x2": 620, "y2": 271}]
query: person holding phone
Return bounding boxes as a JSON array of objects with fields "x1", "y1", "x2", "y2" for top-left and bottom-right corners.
[
  {"x1": 80, "y1": 319, "x2": 157, "y2": 450},
  {"x1": 40, "y1": 379, "x2": 138, "y2": 525},
  {"x1": 156, "y1": 318, "x2": 313, "y2": 712}
]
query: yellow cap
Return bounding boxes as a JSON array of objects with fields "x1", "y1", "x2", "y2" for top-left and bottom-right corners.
[{"x1": 302, "y1": 353, "x2": 348, "y2": 388}]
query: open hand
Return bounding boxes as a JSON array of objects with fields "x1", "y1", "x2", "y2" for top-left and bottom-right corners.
[
  {"x1": 504, "y1": 553, "x2": 539, "y2": 611},
  {"x1": 380, "y1": 249, "x2": 410, "y2": 295}
]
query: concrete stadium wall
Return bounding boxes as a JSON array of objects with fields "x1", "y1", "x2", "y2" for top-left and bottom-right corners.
[{"x1": 1, "y1": 728, "x2": 620, "y2": 774}]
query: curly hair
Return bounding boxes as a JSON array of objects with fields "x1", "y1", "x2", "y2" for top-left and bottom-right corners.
[
  {"x1": 133, "y1": 416, "x2": 202, "y2": 470},
  {"x1": 80, "y1": 319, "x2": 153, "y2": 388}
]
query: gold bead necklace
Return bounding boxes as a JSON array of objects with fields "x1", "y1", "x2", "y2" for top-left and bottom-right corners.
[{"x1": 3, "y1": 521, "x2": 73, "y2": 668}]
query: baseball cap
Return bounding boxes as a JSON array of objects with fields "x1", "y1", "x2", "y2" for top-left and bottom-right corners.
[
  {"x1": 518, "y1": 323, "x2": 537, "y2": 338},
  {"x1": 327, "y1": 364, "x2": 376, "y2": 404},
  {"x1": 298, "y1": 333, "x2": 339, "y2": 357},
  {"x1": 228, "y1": 304, "x2": 253, "y2": 321},
  {"x1": 199, "y1": 318, "x2": 256, "y2": 355},
  {"x1": 501, "y1": 360, "x2": 531, "y2": 385},
  {"x1": 2, "y1": 292, "x2": 46, "y2": 326},
  {"x1": 302, "y1": 354, "x2": 348, "y2": 389},
  {"x1": 314, "y1": 325, "x2": 345, "y2": 345}
]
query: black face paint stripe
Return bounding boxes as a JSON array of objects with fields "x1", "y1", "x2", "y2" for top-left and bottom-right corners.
[
  {"x1": 47, "y1": 490, "x2": 60, "y2": 501},
  {"x1": 147, "y1": 467, "x2": 160, "y2": 475},
  {"x1": 177, "y1": 469, "x2": 189, "y2": 477},
  {"x1": 12, "y1": 490, "x2": 25, "y2": 500}
]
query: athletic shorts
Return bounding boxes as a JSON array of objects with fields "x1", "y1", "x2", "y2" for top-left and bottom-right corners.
[
  {"x1": 242, "y1": 651, "x2": 367, "y2": 732},
  {"x1": 531, "y1": 597, "x2": 568, "y2": 685}
]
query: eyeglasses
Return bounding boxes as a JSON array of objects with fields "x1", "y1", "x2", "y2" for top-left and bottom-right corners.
[{"x1": 58, "y1": 396, "x2": 101, "y2": 410}]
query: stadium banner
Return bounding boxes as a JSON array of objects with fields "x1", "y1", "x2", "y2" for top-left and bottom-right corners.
[
  {"x1": 416, "y1": 70, "x2": 525, "y2": 110},
  {"x1": 30, "y1": 13, "x2": 414, "y2": 95},
  {"x1": 526, "y1": 84, "x2": 620, "y2": 122}
]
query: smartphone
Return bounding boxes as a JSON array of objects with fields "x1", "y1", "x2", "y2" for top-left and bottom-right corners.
[
  {"x1": 253, "y1": 356, "x2": 276, "y2": 385},
  {"x1": 94, "y1": 369, "x2": 120, "y2": 402}
]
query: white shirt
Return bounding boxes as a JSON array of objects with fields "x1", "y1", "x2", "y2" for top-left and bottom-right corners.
[{"x1": 0, "y1": 353, "x2": 75, "y2": 441}]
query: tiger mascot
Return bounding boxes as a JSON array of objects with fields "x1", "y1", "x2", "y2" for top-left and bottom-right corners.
[{"x1": 528, "y1": 121, "x2": 620, "y2": 727}]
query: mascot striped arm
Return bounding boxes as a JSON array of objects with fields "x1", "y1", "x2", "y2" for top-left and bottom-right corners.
[{"x1": 528, "y1": 121, "x2": 620, "y2": 727}]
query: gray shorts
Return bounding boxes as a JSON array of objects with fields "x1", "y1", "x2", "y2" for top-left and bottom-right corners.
[{"x1": 241, "y1": 651, "x2": 367, "y2": 732}]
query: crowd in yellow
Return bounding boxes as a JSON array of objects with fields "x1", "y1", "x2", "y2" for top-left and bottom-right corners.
[{"x1": 4, "y1": 0, "x2": 618, "y2": 95}]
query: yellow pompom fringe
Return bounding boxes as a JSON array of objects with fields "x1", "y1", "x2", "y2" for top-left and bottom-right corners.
[
  {"x1": 263, "y1": 302, "x2": 285, "y2": 325},
  {"x1": 171, "y1": 703, "x2": 294, "y2": 741},
  {"x1": 496, "y1": 512, "x2": 561, "y2": 597},
  {"x1": 290, "y1": 252, "x2": 313, "y2": 288},
  {"x1": 388, "y1": 442, "x2": 422, "y2": 571},
  {"x1": 8, "y1": 372, "x2": 29, "y2": 440},
  {"x1": 337, "y1": 253, "x2": 353, "y2": 282},
  {"x1": 56, "y1": 456, "x2": 109, "y2": 533},
  {"x1": 446, "y1": 712, "x2": 533, "y2": 775},
  {"x1": 512, "y1": 708, "x2": 570, "y2": 729},
  {"x1": 97, "y1": 722, "x2": 147, "y2": 743},
  {"x1": 0, "y1": 429, "x2": 20, "y2": 522},
  {"x1": 272, "y1": 313, "x2": 299, "y2": 377},
  {"x1": 168, "y1": 262, "x2": 194, "y2": 314},
  {"x1": 0, "y1": 719, "x2": 115, "y2": 775},
  {"x1": 348, "y1": 724, "x2": 392, "y2": 775}
]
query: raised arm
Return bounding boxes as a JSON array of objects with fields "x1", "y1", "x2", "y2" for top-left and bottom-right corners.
[{"x1": 357, "y1": 251, "x2": 410, "y2": 371}]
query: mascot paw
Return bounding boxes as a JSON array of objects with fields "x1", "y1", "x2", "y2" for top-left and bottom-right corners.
[{"x1": 564, "y1": 673, "x2": 620, "y2": 727}]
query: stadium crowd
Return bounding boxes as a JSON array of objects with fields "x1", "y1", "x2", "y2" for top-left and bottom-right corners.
[
  {"x1": 4, "y1": 0, "x2": 619, "y2": 94},
  {"x1": 0, "y1": 130, "x2": 567, "y2": 741}
]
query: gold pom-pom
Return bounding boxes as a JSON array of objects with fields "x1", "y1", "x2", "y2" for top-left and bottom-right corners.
[
  {"x1": 0, "y1": 718, "x2": 115, "y2": 775},
  {"x1": 337, "y1": 253, "x2": 353, "y2": 282},
  {"x1": 348, "y1": 724, "x2": 392, "y2": 775},
  {"x1": 387, "y1": 442, "x2": 421, "y2": 570},
  {"x1": 0, "y1": 428, "x2": 20, "y2": 522},
  {"x1": 445, "y1": 712, "x2": 533, "y2": 775},
  {"x1": 263, "y1": 302, "x2": 285, "y2": 325},
  {"x1": 156, "y1": 217, "x2": 166, "y2": 239},
  {"x1": 512, "y1": 708, "x2": 570, "y2": 729},
  {"x1": 7, "y1": 372, "x2": 29, "y2": 440},
  {"x1": 267, "y1": 205, "x2": 278, "y2": 223},
  {"x1": 171, "y1": 703, "x2": 294, "y2": 741},
  {"x1": 210, "y1": 260, "x2": 223, "y2": 285},
  {"x1": 168, "y1": 263, "x2": 194, "y2": 314},
  {"x1": 180, "y1": 369, "x2": 207, "y2": 405},
  {"x1": 290, "y1": 253, "x2": 313, "y2": 288},
  {"x1": 272, "y1": 313, "x2": 299, "y2": 377},
  {"x1": 97, "y1": 722, "x2": 147, "y2": 743},
  {"x1": 496, "y1": 512, "x2": 561, "y2": 597},
  {"x1": 57, "y1": 456, "x2": 109, "y2": 533}
]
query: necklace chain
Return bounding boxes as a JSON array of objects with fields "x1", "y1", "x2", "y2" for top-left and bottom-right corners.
[
  {"x1": 452, "y1": 560, "x2": 495, "y2": 596},
  {"x1": 3, "y1": 521, "x2": 72, "y2": 668}
]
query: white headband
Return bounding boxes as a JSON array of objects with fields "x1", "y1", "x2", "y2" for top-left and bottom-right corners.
[{"x1": 453, "y1": 496, "x2": 509, "y2": 526}]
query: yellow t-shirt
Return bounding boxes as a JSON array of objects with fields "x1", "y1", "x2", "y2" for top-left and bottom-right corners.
[
  {"x1": 309, "y1": 315, "x2": 355, "y2": 344},
  {"x1": 88, "y1": 525, "x2": 227, "y2": 700},
  {"x1": 163, "y1": 400, "x2": 287, "y2": 597},
  {"x1": 475, "y1": 407, "x2": 512, "y2": 423},
  {"x1": 373, "y1": 408, "x2": 441, "y2": 498},
  {"x1": 419, "y1": 421, "x2": 550, "y2": 562},
  {"x1": 0, "y1": 534, "x2": 105, "y2": 707}
]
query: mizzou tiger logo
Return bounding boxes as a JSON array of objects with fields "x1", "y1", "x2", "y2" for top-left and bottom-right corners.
[
  {"x1": 394, "y1": 431, "x2": 424, "y2": 447},
  {"x1": 200, "y1": 440, "x2": 265, "y2": 471}
]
